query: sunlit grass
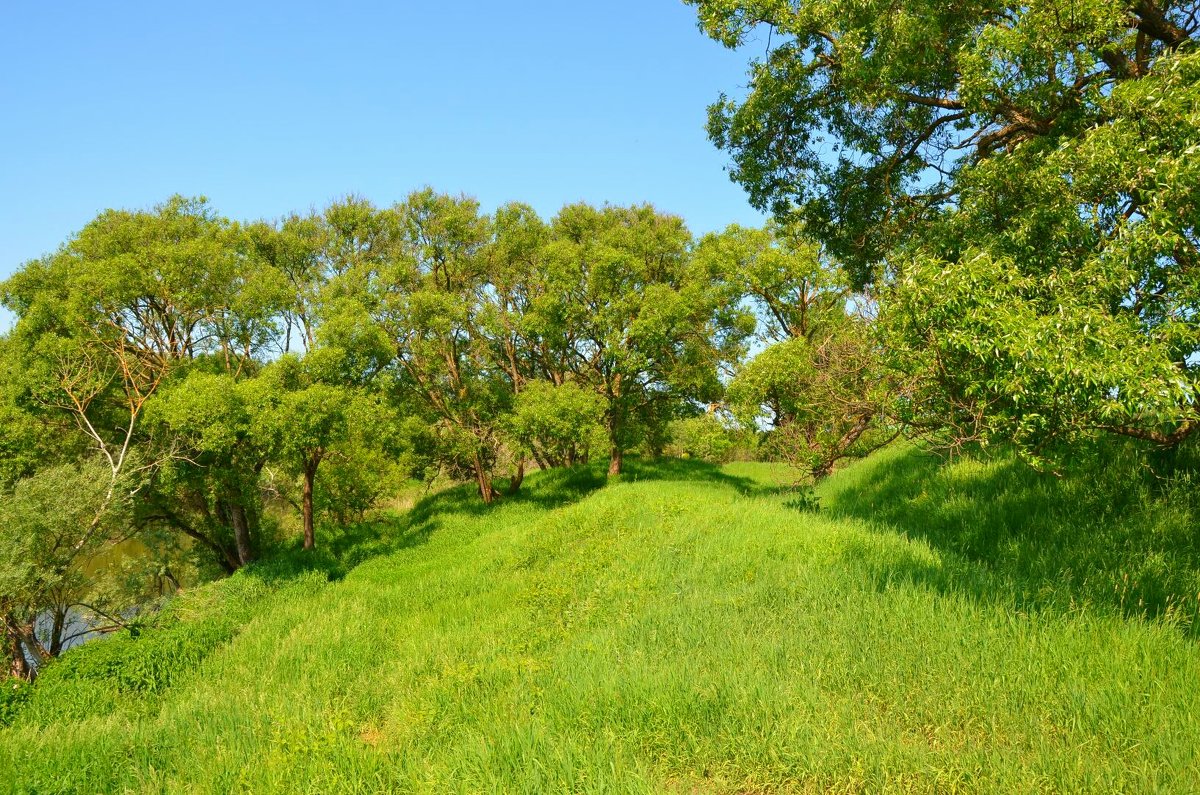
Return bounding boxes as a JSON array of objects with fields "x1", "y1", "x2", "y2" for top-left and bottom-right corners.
[{"x1": 2, "y1": 453, "x2": 1199, "y2": 793}]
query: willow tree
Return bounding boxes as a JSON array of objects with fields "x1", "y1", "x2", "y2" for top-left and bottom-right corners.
[
  {"x1": 690, "y1": 0, "x2": 1200, "y2": 456},
  {"x1": 703, "y1": 224, "x2": 894, "y2": 479},
  {"x1": 1, "y1": 197, "x2": 288, "y2": 569},
  {"x1": 255, "y1": 353, "x2": 364, "y2": 550},
  {"x1": 352, "y1": 191, "x2": 518, "y2": 503},
  {"x1": 535, "y1": 203, "x2": 751, "y2": 475}
]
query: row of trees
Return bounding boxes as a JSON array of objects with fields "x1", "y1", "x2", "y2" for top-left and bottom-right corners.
[
  {"x1": 0, "y1": 192, "x2": 885, "y2": 677},
  {"x1": 6, "y1": 0, "x2": 1195, "y2": 679}
]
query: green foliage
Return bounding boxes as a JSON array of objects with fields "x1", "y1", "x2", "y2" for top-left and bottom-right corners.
[
  {"x1": 0, "y1": 462, "x2": 116, "y2": 675},
  {"x1": 729, "y1": 330, "x2": 893, "y2": 479},
  {"x1": 312, "y1": 437, "x2": 406, "y2": 526},
  {"x1": 689, "y1": 0, "x2": 1200, "y2": 455},
  {"x1": 0, "y1": 680, "x2": 29, "y2": 726},
  {"x1": 144, "y1": 370, "x2": 269, "y2": 569},
  {"x1": 508, "y1": 380, "x2": 606, "y2": 467},
  {"x1": 664, "y1": 413, "x2": 751, "y2": 463},
  {"x1": 532, "y1": 203, "x2": 753, "y2": 472},
  {"x1": 694, "y1": 221, "x2": 846, "y2": 344},
  {"x1": 0, "y1": 462, "x2": 112, "y2": 603}
]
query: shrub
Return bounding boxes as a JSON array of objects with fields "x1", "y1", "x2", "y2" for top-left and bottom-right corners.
[{"x1": 665, "y1": 414, "x2": 753, "y2": 463}]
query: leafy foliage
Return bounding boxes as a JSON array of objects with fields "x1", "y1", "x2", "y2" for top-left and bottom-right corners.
[
  {"x1": 664, "y1": 413, "x2": 753, "y2": 463},
  {"x1": 729, "y1": 331, "x2": 895, "y2": 479},
  {"x1": 690, "y1": 0, "x2": 1200, "y2": 455},
  {"x1": 508, "y1": 380, "x2": 606, "y2": 468}
]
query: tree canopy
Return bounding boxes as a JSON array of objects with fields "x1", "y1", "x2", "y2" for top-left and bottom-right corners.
[{"x1": 689, "y1": 0, "x2": 1199, "y2": 455}]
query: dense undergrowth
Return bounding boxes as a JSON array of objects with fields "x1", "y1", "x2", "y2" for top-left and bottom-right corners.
[{"x1": 2, "y1": 448, "x2": 1198, "y2": 793}]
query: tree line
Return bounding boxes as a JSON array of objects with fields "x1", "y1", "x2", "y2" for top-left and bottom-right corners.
[{"x1": 0, "y1": 192, "x2": 884, "y2": 678}]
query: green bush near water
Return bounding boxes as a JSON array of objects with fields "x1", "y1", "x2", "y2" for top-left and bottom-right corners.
[{"x1": 1, "y1": 450, "x2": 1198, "y2": 792}]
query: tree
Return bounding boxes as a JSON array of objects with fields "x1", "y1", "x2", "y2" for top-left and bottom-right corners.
[
  {"x1": 248, "y1": 196, "x2": 398, "y2": 356},
  {"x1": 665, "y1": 412, "x2": 750, "y2": 463},
  {"x1": 689, "y1": 0, "x2": 1200, "y2": 455},
  {"x1": 1, "y1": 197, "x2": 288, "y2": 558},
  {"x1": 700, "y1": 222, "x2": 893, "y2": 479},
  {"x1": 507, "y1": 380, "x2": 606, "y2": 468},
  {"x1": 357, "y1": 191, "x2": 518, "y2": 503},
  {"x1": 695, "y1": 222, "x2": 848, "y2": 345},
  {"x1": 533, "y1": 203, "x2": 752, "y2": 475},
  {"x1": 0, "y1": 463, "x2": 116, "y2": 679},
  {"x1": 0, "y1": 197, "x2": 293, "y2": 672},
  {"x1": 144, "y1": 370, "x2": 271, "y2": 570},
  {"x1": 257, "y1": 354, "x2": 357, "y2": 550},
  {"x1": 728, "y1": 331, "x2": 895, "y2": 480}
]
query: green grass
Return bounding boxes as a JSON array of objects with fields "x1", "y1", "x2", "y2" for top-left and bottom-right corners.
[{"x1": 2, "y1": 452, "x2": 1199, "y2": 793}]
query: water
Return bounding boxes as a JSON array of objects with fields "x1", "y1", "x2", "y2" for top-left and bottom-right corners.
[{"x1": 25, "y1": 538, "x2": 172, "y2": 668}]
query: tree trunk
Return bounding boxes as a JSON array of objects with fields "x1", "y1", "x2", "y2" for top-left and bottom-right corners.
[
  {"x1": 302, "y1": 456, "x2": 318, "y2": 550},
  {"x1": 4, "y1": 616, "x2": 33, "y2": 682},
  {"x1": 474, "y1": 456, "x2": 496, "y2": 504},
  {"x1": 230, "y1": 503, "x2": 254, "y2": 566},
  {"x1": 608, "y1": 443, "x2": 623, "y2": 476},
  {"x1": 606, "y1": 412, "x2": 624, "y2": 475},
  {"x1": 47, "y1": 605, "x2": 67, "y2": 657},
  {"x1": 507, "y1": 459, "x2": 525, "y2": 496}
]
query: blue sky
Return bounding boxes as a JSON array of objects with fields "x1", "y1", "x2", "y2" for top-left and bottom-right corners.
[{"x1": 0, "y1": 1, "x2": 765, "y2": 290}]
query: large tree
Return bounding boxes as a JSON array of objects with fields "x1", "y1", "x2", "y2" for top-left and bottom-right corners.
[
  {"x1": 355, "y1": 191, "x2": 520, "y2": 503},
  {"x1": 534, "y1": 203, "x2": 751, "y2": 474},
  {"x1": 704, "y1": 224, "x2": 894, "y2": 479},
  {"x1": 256, "y1": 353, "x2": 363, "y2": 551},
  {"x1": 690, "y1": 0, "x2": 1200, "y2": 455},
  {"x1": 1, "y1": 197, "x2": 288, "y2": 570}
]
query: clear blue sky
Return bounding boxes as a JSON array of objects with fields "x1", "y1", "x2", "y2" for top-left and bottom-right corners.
[{"x1": 0, "y1": 1, "x2": 765, "y2": 286}]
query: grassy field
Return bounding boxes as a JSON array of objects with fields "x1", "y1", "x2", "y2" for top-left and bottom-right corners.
[{"x1": 2, "y1": 449, "x2": 1199, "y2": 793}]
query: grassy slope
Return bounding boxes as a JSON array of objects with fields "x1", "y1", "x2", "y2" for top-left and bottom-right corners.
[{"x1": 2, "y1": 452, "x2": 1199, "y2": 793}]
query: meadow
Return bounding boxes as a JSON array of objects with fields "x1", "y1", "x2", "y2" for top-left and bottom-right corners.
[{"x1": 2, "y1": 446, "x2": 1199, "y2": 793}]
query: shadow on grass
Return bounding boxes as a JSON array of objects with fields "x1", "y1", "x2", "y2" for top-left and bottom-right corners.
[
  {"x1": 823, "y1": 443, "x2": 1200, "y2": 635},
  {"x1": 618, "y1": 457, "x2": 798, "y2": 499}
]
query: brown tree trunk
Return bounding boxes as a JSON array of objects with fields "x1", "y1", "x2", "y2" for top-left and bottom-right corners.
[
  {"x1": 507, "y1": 459, "x2": 525, "y2": 496},
  {"x1": 302, "y1": 456, "x2": 318, "y2": 550},
  {"x1": 606, "y1": 411, "x2": 624, "y2": 475},
  {"x1": 608, "y1": 443, "x2": 623, "y2": 476},
  {"x1": 4, "y1": 616, "x2": 33, "y2": 681},
  {"x1": 230, "y1": 502, "x2": 254, "y2": 566},
  {"x1": 474, "y1": 456, "x2": 496, "y2": 504}
]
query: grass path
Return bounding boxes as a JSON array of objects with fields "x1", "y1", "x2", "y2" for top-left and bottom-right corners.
[{"x1": 2, "y1": 455, "x2": 1199, "y2": 793}]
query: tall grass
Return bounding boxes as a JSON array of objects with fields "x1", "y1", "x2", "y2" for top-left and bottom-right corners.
[
  {"x1": 820, "y1": 442, "x2": 1200, "y2": 634},
  {"x1": 1, "y1": 452, "x2": 1198, "y2": 793}
]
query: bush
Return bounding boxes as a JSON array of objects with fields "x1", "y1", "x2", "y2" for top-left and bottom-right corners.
[{"x1": 665, "y1": 415, "x2": 753, "y2": 463}]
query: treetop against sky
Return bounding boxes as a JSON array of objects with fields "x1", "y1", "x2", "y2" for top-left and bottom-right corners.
[{"x1": 0, "y1": 1, "x2": 765, "y2": 296}]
